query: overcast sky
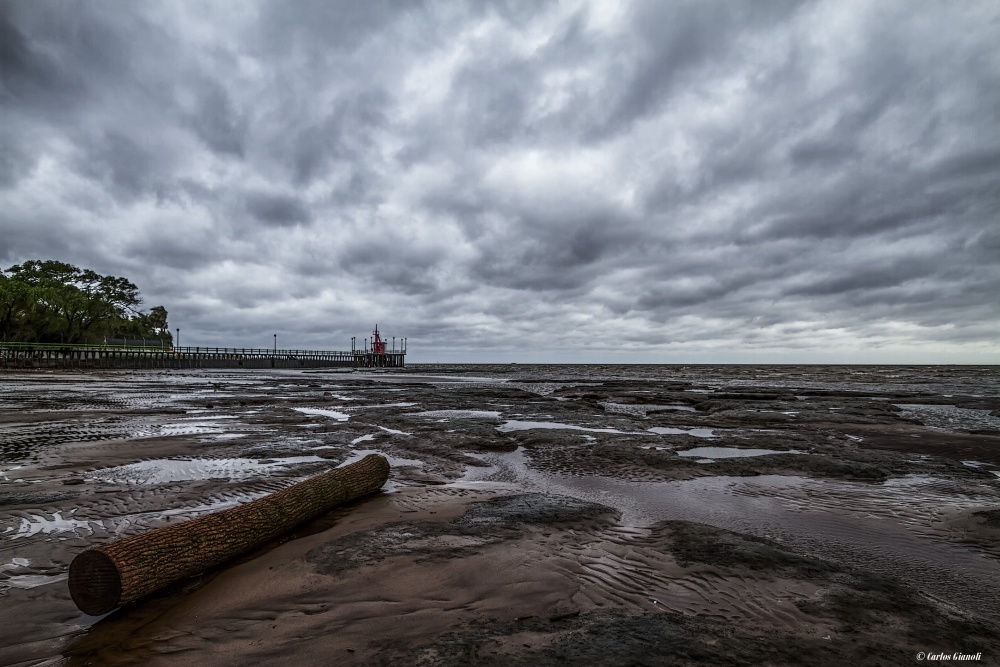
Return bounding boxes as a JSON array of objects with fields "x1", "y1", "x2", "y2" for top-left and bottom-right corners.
[{"x1": 1, "y1": 1, "x2": 998, "y2": 363}]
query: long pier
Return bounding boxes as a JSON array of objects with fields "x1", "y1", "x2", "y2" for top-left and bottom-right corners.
[{"x1": 0, "y1": 343, "x2": 405, "y2": 370}]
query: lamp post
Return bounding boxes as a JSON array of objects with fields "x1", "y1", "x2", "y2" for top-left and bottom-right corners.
[
  {"x1": 176, "y1": 328, "x2": 180, "y2": 349},
  {"x1": 273, "y1": 333, "x2": 277, "y2": 354}
]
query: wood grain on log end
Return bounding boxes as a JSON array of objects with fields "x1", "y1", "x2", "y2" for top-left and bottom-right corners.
[{"x1": 68, "y1": 549, "x2": 122, "y2": 616}]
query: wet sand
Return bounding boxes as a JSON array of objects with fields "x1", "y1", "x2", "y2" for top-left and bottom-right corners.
[{"x1": 1, "y1": 364, "x2": 999, "y2": 665}]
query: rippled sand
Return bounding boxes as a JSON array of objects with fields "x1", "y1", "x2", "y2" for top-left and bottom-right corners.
[{"x1": 1, "y1": 365, "x2": 999, "y2": 665}]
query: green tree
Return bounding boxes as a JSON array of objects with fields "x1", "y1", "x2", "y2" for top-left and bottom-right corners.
[
  {"x1": 0, "y1": 260, "x2": 167, "y2": 344},
  {"x1": 147, "y1": 306, "x2": 169, "y2": 335},
  {"x1": 0, "y1": 273, "x2": 31, "y2": 341}
]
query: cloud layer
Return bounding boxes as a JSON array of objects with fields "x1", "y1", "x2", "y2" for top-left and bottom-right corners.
[{"x1": 2, "y1": 0, "x2": 997, "y2": 362}]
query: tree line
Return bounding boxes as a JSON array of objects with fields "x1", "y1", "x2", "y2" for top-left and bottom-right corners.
[{"x1": 0, "y1": 260, "x2": 171, "y2": 345}]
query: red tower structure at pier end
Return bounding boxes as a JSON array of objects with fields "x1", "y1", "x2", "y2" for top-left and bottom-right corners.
[{"x1": 352, "y1": 325, "x2": 405, "y2": 368}]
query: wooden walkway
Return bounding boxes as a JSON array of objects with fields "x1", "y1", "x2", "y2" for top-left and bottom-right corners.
[{"x1": 0, "y1": 343, "x2": 405, "y2": 370}]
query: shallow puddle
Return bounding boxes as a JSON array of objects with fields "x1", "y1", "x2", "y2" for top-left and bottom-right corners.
[
  {"x1": 677, "y1": 447, "x2": 805, "y2": 459},
  {"x1": 648, "y1": 427, "x2": 718, "y2": 438},
  {"x1": 338, "y1": 449, "x2": 424, "y2": 467},
  {"x1": 0, "y1": 557, "x2": 30, "y2": 571},
  {"x1": 416, "y1": 410, "x2": 502, "y2": 419},
  {"x1": 4, "y1": 573, "x2": 67, "y2": 590},
  {"x1": 175, "y1": 415, "x2": 242, "y2": 421},
  {"x1": 6, "y1": 511, "x2": 94, "y2": 539},
  {"x1": 496, "y1": 420, "x2": 627, "y2": 434},
  {"x1": 377, "y1": 426, "x2": 413, "y2": 436},
  {"x1": 601, "y1": 403, "x2": 697, "y2": 416},
  {"x1": 86, "y1": 456, "x2": 328, "y2": 485},
  {"x1": 893, "y1": 404, "x2": 1000, "y2": 432},
  {"x1": 133, "y1": 421, "x2": 228, "y2": 438},
  {"x1": 344, "y1": 402, "x2": 418, "y2": 410},
  {"x1": 293, "y1": 407, "x2": 351, "y2": 422},
  {"x1": 7, "y1": 496, "x2": 263, "y2": 541}
]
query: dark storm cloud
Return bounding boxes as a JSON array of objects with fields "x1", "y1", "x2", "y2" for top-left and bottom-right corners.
[
  {"x1": 187, "y1": 80, "x2": 247, "y2": 158},
  {"x1": 601, "y1": 3, "x2": 758, "y2": 132},
  {"x1": 0, "y1": 126, "x2": 32, "y2": 188},
  {"x1": 0, "y1": 6, "x2": 73, "y2": 105},
  {"x1": 254, "y1": 0, "x2": 426, "y2": 56},
  {"x1": 469, "y1": 209, "x2": 640, "y2": 291},
  {"x1": 281, "y1": 89, "x2": 391, "y2": 187},
  {"x1": 244, "y1": 191, "x2": 312, "y2": 227},
  {"x1": 83, "y1": 132, "x2": 158, "y2": 195},
  {"x1": 0, "y1": 2, "x2": 148, "y2": 117},
  {"x1": 0, "y1": 0, "x2": 997, "y2": 361}
]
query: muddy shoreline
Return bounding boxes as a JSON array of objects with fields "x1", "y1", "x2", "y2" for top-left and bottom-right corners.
[{"x1": 1, "y1": 365, "x2": 999, "y2": 665}]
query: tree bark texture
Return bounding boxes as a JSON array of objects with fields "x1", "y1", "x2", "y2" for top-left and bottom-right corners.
[{"x1": 68, "y1": 453, "x2": 389, "y2": 615}]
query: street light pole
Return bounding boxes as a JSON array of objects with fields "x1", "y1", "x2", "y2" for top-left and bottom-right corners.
[
  {"x1": 273, "y1": 333, "x2": 277, "y2": 353},
  {"x1": 176, "y1": 328, "x2": 180, "y2": 349}
]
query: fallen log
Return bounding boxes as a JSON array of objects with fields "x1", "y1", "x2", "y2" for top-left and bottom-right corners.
[{"x1": 69, "y1": 453, "x2": 390, "y2": 615}]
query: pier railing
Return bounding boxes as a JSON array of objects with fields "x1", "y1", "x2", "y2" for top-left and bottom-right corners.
[
  {"x1": 0, "y1": 342, "x2": 405, "y2": 369},
  {"x1": 0, "y1": 342, "x2": 353, "y2": 356}
]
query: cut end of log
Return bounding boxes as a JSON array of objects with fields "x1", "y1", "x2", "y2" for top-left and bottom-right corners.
[{"x1": 69, "y1": 549, "x2": 122, "y2": 616}]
